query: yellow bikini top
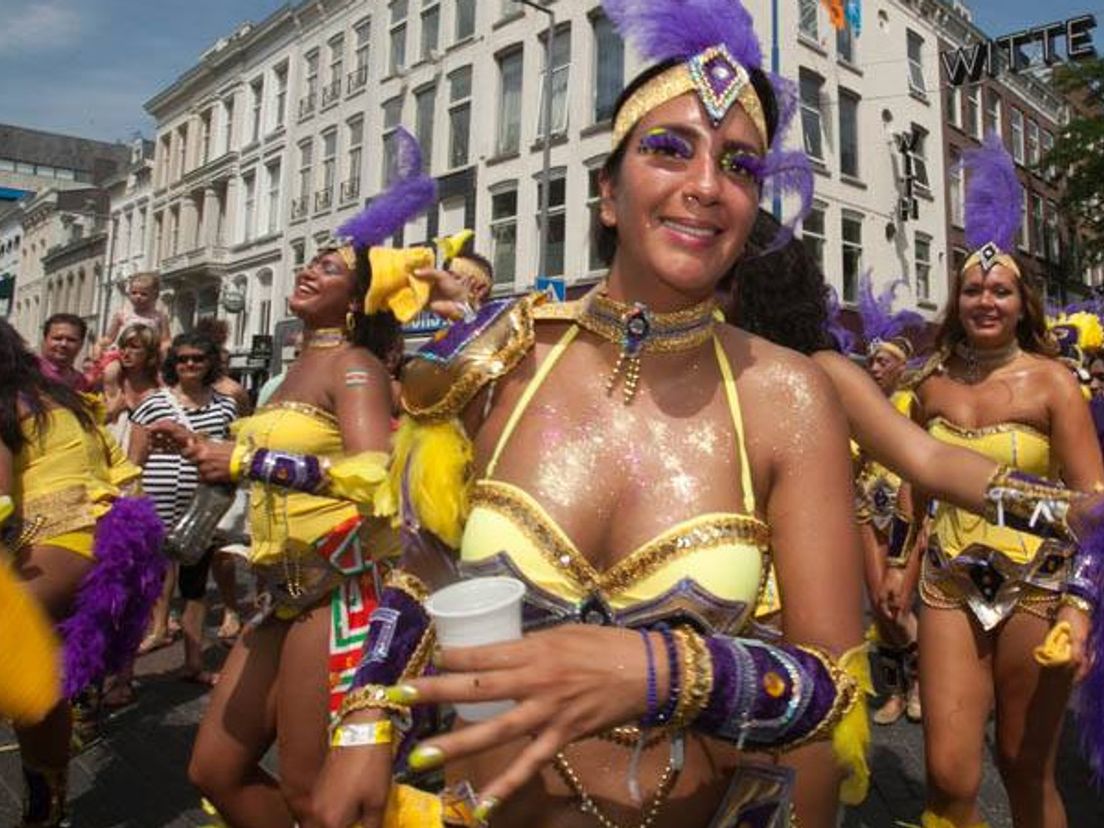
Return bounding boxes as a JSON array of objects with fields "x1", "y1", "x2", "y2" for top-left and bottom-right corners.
[
  {"x1": 927, "y1": 416, "x2": 1054, "y2": 564},
  {"x1": 14, "y1": 408, "x2": 139, "y2": 539},
  {"x1": 460, "y1": 325, "x2": 770, "y2": 634},
  {"x1": 235, "y1": 402, "x2": 361, "y2": 566}
]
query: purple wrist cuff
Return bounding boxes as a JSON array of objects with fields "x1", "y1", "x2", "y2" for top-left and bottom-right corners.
[
  {"x1": 351, "y1": 586, "x2": 431, "y2": 689},
  {"x1": 247, "y1": 448, "x2": 326, "y2": 493},
  {"x1": 1068, "y1": 548, "x2": 1104, "y2": 611},
  {"x1": 695, "y1": 636, "x2": 839, "y2": 751}
]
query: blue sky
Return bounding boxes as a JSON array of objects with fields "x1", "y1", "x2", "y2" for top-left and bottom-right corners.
[{"x1": 0, "y1": 0, "x2": 1100, "y2": 144}]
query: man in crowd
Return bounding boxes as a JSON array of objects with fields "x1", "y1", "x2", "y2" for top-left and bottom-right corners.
[{"x1": 39, "y1": 313, "x2": 92, "y2": 391}]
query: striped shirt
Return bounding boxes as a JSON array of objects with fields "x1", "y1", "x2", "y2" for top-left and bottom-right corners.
[{"x1": 131, "y1": 389, "x2": 238, "y2": 527}]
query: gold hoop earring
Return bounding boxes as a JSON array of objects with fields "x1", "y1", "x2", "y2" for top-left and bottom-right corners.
[{"x1": 345, "y1": 311, "x2": 356, "y2": 333}]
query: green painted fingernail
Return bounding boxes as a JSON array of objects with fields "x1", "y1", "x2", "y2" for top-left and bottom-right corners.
[
  {"x1": 407, "y1": 744, "x2": 444, "y2": 771},
  {"x1": 384, "y1": 683, "x2": 419, "y2": 704},
  {"x1": 473, "y1": 796, "x2": 500, "y2": 824}
]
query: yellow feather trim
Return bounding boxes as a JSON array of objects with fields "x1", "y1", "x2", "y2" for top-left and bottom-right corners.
[
  {"x1": 833, "y1": 643, "x2": 873, "y2": 805},
  {"x1": 390, "y1": 416, "x2": 473, "y2": 548},
  {"x1": 0, "y1": 557, "x2": 60, "y2": 725},
  {"x1": 1055, "y1": 311, "x2": 1104, "y2": 352}
]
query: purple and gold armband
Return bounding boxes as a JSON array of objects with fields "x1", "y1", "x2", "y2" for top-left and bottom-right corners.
[
  {"x1": 230, "y1": 444, "x2": 326, "y2": 493},
  {"x1": 694, "y1": 636, "x2": 872, "y2": 804},
  {"x1": 984, "y1": 466, "x2": 1076, "y2": 542},
  {"x1": 885, "y1": 513, "x2": 918, "y2": 569},
  {"x1": 350, "y1": 570, "x2": 434, "y2": 692},
  {"x1": 1065, "y1": 545, "x2": 1103, "y2": 617}
]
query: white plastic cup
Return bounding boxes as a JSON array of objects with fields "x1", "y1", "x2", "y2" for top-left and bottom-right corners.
[{"x1": 424, "y1": 576, "x2": 526, "y2": 721}]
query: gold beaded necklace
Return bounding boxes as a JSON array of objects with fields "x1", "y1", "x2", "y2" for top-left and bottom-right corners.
[
  {"x1": 575, "y1": 288, "x2": 717, "y2": 404},
  {"x1": 304, "y1": 327, "x2": 347, "y2": 350}
]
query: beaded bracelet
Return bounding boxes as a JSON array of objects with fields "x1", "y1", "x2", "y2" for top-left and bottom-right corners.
[
  {"x1": 338, "y1": 684, "x2": 413, "y2": 729},
  {"x1": 671, "y1": 628, "x2": 713, "y2": 728},
  {"x1": 639, "y1": 629, "x2": 659, "y2": 726},
  {"x1": 641, "y1": 627, "x2": 680, "y2": 728}
]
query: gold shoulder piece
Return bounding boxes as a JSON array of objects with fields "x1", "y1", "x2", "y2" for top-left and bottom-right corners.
[{"x1": 401, "y1": 293, "x2": 547, "y2": 422}]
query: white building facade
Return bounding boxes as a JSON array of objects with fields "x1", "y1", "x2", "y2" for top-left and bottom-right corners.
[{"x1": 141, "y1": 0, "x2": 950, "y2": 348}]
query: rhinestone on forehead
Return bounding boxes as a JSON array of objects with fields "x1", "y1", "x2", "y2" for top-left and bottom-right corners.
[
  {"x1": 687, "y1": 44, "x2": 752, "y2": 126},
  {"x1": 978, "y1": 242, "x2": 1001, "y2": 272}
]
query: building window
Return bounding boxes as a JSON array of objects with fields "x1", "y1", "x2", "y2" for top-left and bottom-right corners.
[
  {"x1": 274, "y1": 63, "x2": 288, "y2": 127},
  {"x1": 266, "y1": 161, "x2": 281, "y2": 235},
  {"x1": 448, "y1": 66, "x2": 472, "y2": 168},
  {"x1": 455, "y1": 0, "x2": 475, "y2": 41},
  {"x1": 415, "y1": 84, "x2": 437, "y2": 165},
  {"x1": 837, "y1": 21, "x2": 854, "y2": 63},
  {"x1": 592, "y1": 13, "x2": 623, "y2": 124},
  {"x1": 318, "y1": 129, "x2": 337, "y2": 210},
  {"x1": 1011, "y1": 108, "x2": 1025, "y2": 164},
  {"x1": 222, "y1": 97, "x2": 234, "y2": 154},
  {"x1": 952, "y1": 247, "x2": 967, "y2": 275},
  {"x1": 490, "y1": 184, "x2": 518, "y2": 285},
  {"x1": 177, "y1": 125, "x2": 189, "y2": 177},
  {"x1": 389, "y1": 0, "x2": 408, "y2": 75},
  {"x1": 798, "y1": 0, "x2": 818, "y2": 41},
  {"x1": 915, "y1": 233, "x2": 931, "y2": 301},
  {"x1": 537, "y1": 27, "x2": 571, "y2": 137},
  {"x1": 325, "y1": 35, "x2": 344, "y2": 106},
  {"x1": 839, "y1": 89, "x2": 859, "y2": 178},
  {"x1": 906, "y1": 30, "x2": 925, "y2": 95},
  {"x1": 587, "y1": 164, "x2": 607, "y2": 272},
  {"x1": 1032, "y1": 194, "x2": 1044, "y2": 255},
  {"x1": 536, "y1": 171, "x2": 566, "y2": 276},
  {"x1": 909, "y1": 126, "x2": 930, "y2": 189},
  {"x1": 1017, "y1": 192, "x2": 1029, "y2": 250},
  {"x1": 301, "y1": 50, "x2": 319, "y2": 118},
  {"x1": 344, "y1": 116, "x2": 364, "y2": 202},
  {"x1": 799, "y1": 69, "x2": 824, "y2": 161},
  {"x1": 946, "y1": 84, "x2": 961, "y2": 129},
  {"x1": 382, "y1": 96, "x2": 404, "y2": 184},
  {"x1": 1041, "y1": 130, "x2": 1055, "y2": 180},
  {"x1": 243, "y1": 172, "x2": 256, "y2": 242},
  {"x1": 291, "y1": 239, "x2": 306, "y2": 266},
  {"x1": 247, "y1": 78, "x2": 263, "y2": 143},
  {"x1": 965, "y1": 85, "x2": 980, "y2": 138},
  {"x1": 199, "y1": 109, "x2": 213, "y2": 165},
  {"x1": 1046, "y1": 200, "x2": 1060, "y2": 262},
  {"x1": 983, "y1": 89, "x2": 1001, "y2": 137},
  {"x1": 1026, "y1": 120, "x2": 1039, "y2": 167},
  {"x1": 351, "y1": 18, "x2": 371, "y2": 91},
  {"x1": 295, "y1": 140, "x2": 312, "y2": 219},
  {"x1": 948, "y1": 147, "x2": 964, "y2": 228},
  {"x1": 421, "y1": 0, "x2": 440, "y2": 60},
  {"x1": 841, "y1": 211, "x2": 863, "y2": 303},
  {"x1": 497, "y1": 48, "x2": 523, "y2": 155},
  {"x1": 801, "y1": 201, "x2": 826, "y2": 274}
]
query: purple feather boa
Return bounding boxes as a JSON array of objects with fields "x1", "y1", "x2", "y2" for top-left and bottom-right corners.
[
  {"x1": 335, "y1": 126, "x2": 437, "y2": 251},
  {"x1": 856, "y1": 273, "x2": 925, "y2": 349},
  {"x1": 962, "y1": 132, "x2": 1022, "y2": 253},
  {"x1": 1075, "y1": 510, "x2": 1104, "y2": 786},
  {"x1": 57, "y1": 496, "x2": 166, "y2": 698}
]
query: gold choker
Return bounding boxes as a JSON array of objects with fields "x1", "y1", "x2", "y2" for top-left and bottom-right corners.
[
  {"x1": 576, "y1": 289, "x2": 717, "y2": 404},
  {"x1": 953, "y1": 339, "x2": 1022, "y2": 383},
  {"x1": 305, "y1": 327, "x2": 347, "y2": 350}
]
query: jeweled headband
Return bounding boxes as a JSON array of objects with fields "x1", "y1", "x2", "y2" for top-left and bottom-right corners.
[{"x1": 611, "y1": 44, "x2": 768, "y2": 150}]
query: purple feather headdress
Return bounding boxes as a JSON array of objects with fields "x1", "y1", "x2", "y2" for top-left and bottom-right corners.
[
  {"x1": 961, "y1": 132, "x2": 1023, "y2": 273},
  {"x1": 332, "y1": 126, "x2": 436, "y2": 252},
  {"x1": 603, "y1": 0, "x2": 813, "y2": 245},
  {"x1": 856, "y1": 273, "x2": 924, "y2": 355}
]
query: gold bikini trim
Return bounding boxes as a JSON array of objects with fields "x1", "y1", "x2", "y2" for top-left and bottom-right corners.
[
  {"x1": 21, "y1": 485, "x2": 96, "y2": 545},
  {"x1": 254, "y1": 401, "x2": 340, "y2": 426},
  {"x1": 926, "y1": 416, "x2": 1048, "y2": 442},
  {"x1": 469, "y1": 480, "x2": 769, "y2": 598}
]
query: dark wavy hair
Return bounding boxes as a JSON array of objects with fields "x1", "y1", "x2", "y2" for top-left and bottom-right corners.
[
  {"x1": 934, "y1": 262, "x2": 1058, "y2": 357},
  {"x1": 593, "y1": 59, "x2": 781, "y2": 266},
  {"x1": 723, "y1": 210, "x2": 835, "y2": 355},
  {"x1": 350, "y1": 248, "x2": 405, "y2": 361},
  {"x1": 0, "y1": 318, "x2": 94, "y2": 454},
  {"x1": 161, "y1": 332, "x2": 221, "y2": 386},
  {"x1": 42, "y1": 312, "x2": 88, "y2": 341}
]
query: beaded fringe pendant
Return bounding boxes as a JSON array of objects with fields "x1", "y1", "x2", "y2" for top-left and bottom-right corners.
[{"x1": 607, "y1": 304, "x2": 652, "y2": 404}]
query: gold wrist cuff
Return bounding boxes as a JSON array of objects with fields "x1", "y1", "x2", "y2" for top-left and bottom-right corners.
[
  {"x1": 1060, "y1": 594, "x2": 1094, "y2": 616},
  {"x1": 331, "y1": 720, "x2": 394, "y2": 748}
]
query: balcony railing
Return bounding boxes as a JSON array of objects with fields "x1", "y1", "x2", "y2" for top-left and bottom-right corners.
[
  {"x1": 290, "y1": 196, "x2": 309, "y2": 220},
  {"x1": 347, "y1": 66, "x2": 368, "y2": 94},
  {"x1": 314, "y1": 187, "x2": 333, "y2": 211},
  {"x1": 340, "y1": 178, "x2": 360, "y2": 203},
  {"x1": 298, "y1": 93, "x2": 316, "y2": 120},
  {"x1": 321, "y1": 79, "x2": 342, "y2": 107}
]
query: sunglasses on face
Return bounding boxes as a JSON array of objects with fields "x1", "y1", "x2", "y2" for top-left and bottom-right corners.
[{"x1": 175, "y1": 353, "x2": 208, "y2": 365}]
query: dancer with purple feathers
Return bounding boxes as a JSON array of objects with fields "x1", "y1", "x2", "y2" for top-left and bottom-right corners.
[
  {"x1": 902, "y1": 133, "x2": 1104, "y2": 828},
  {"x1": 0, "y1": 317, "x2": 165, "y2": 828}
]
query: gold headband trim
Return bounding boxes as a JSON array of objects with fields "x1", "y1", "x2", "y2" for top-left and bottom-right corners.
[
  {"x1": 336, "y1": 245, "x2": 357, "y2": 272},
  {"x1": 872, "y1": 341, "x2": 909, "y2": 363},
  {"x1": 961, "y1": 247, "x2": 1021, "y2": 279},
  {"x1": 612, "y1": 60, "x2": 768, "y2": 151}
]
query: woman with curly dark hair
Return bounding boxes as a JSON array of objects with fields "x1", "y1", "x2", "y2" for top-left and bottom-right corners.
[{"x1": 0, "y1": 318, "x2": 163, "y2": 826}]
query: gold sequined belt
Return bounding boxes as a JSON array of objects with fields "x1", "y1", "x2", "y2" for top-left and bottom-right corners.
[
  {"x1": 920, "y1": 538, "x2": 1067, "y2": 630},
  {"x1": 7, "y1": 486, "x2": 96, "y2": 554}
]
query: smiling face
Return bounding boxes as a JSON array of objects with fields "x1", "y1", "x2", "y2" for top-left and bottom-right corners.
[
  {"x1": 172, "y1": 346, "x2": 210, "y2": 386},
  {"x1": 42, "y1": 322, "x2": 83, "y2": 369},
  {"x1": 957, "y1": 263, "x2": 1023, "y2": 349},
  {"x1": 288, "y1": 250, "x2": 358, "y2": 327},
  {"x1": 599, "y1": 92, "x2": 764, "y2": 308}
]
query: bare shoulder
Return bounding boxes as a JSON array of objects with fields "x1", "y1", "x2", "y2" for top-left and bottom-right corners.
[
  {"x1": 335, "y1": 345, "x2": 390, "y2": 381},
  {"x1": 1022, "y1": 352, "x2": 1083, "y2": 399}
]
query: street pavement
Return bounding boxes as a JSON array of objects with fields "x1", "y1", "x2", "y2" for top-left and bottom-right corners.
[{"x1": 3, "y1": 629, "x2": 1103, "y2": 827}]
